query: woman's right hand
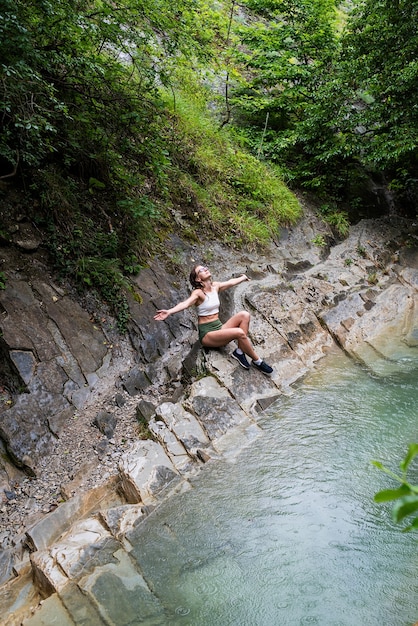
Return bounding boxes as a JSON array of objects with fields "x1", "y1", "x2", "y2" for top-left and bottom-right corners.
[{"x1": 154, "y1": 309, "x2": 169, "y2": 321}]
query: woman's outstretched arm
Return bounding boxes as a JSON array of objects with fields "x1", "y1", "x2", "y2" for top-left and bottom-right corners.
[
  {"x1": 216, "y1": 274, "x2": 250, "y2": 292},
  {"x1": 154, "y1": 290, "x2": 201, "y2": 321}
]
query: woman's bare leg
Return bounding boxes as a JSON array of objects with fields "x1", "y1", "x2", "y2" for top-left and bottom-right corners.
[
  {"x1": 222, "y1": 311, "x2": 250, "y2": 334},
  {"x1": 201, "y1": 312, "x2": 260, "y2": 361},
  {"x1": 222, "y1": 311, "x2": 259, "y2": 358}
]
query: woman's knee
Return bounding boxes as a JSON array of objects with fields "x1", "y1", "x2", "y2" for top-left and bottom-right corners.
[
  {"x1": 234, "y1": 310, "x2": 249, "y2": 321},
  {"x1": 236, "y1": 327, "x2": 246, "y2": 339}
]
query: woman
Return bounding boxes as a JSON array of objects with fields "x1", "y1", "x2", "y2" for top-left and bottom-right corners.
[{"x1": 154, "y1": 264, "x2": 273, "y2": 375}]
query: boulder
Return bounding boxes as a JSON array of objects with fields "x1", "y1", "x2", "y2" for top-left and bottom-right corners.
[
  {"x1": 154, "y1": 402, "x2": 210, "y2": 453},
  {"x1": 342, "y1": 283, "x2": 418, "y2": 376},
  {"x1": 119, "y1": 440, "x2": 180, "y2": 504},
  {"x1": 186, "y1": 377, "x2": 249, "y2": 437}
]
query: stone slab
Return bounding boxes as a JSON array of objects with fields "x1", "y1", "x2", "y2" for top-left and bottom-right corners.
[
  {"x1": 22, "y1": 593, "x2": 74, "y2": 626},
  {"x1": 59, "y1": 581, "x2": 104, "y2": 626},
  {"x1": 119, "y1": 440, "x2": 179, "y2": 504},
  {"x1": 0, "y1": 572, "x2": 40, "y2": 625},
  {"x1": 148, "y1": 417, "x2": 191, "y2": 471},
  {"x1": 155, "y1": 402, "x2": 210, "y2": 452},
  {"x1": 26, "y1": 478, "x2": 120, "y2": 552},
  {"x1": 78, "y1": 548, "x2": 165, "y2": 625}
]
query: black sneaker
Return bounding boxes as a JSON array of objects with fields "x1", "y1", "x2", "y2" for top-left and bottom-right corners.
[
  {"x1": 252, "y1": 360, "x2": 273, "y2": 375},
  {"x1": 232, "y1": 349, "x2": 250, "y2": 369}
]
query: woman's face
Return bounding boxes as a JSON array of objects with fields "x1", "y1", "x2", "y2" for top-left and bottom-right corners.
[
  {"x1": 195, "y1": 266, "x2": 211, "y2": 282},
  {"x1": 190, "y1": 264, "x2": 211, "y2": 288}
]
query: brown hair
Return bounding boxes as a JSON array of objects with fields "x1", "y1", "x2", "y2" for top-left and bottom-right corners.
[{"x1": 189, "y1": 263, "x2": 210, "y2": 290}]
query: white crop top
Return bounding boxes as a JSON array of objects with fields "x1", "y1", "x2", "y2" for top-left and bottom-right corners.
[{"x1": 196, "y1": 290, "x2": 220, "y2": 316}]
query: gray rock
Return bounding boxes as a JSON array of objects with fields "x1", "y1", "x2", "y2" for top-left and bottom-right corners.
[
  {"x1": 26, "y1": 479, "x2": 121, "y2": 553},
  {"x1": 155, "y1": 402, "x2": 209, "y2": 453},
  {"x1": 60, "y1": 581, "x2": 104, "y2": 625},
  {"x1": 22, "y1": 593, "x2": 74, "y2": 626},
  {"x1": 2, "y1": 212, "x2": 418, "y2": 625},
  {"x1": 187, "y1": 376, "x2": 250, "y2": 439},
  {"x1": 120, "y1": 366, "x2": 151, "y2": 396},
  {"x1": 12, "y1": 222, "x2": 43, "y2": 251},
  {"x1": 10, "y1": 350, "x2": 36, "y2": 385},
  {"x1": 0, "y1": 548, "x2": 14, "y2": 585},
  {"x1": 135, "y1": 399, "x2": 156, "y2": 423},
  {"x1": 100, "y1": 503, "x2": 155, "y2": 539},
  {"x1": 93, "y1": 411, "x2": 117, "y2": 439},
  {"x1": 119, "y1": 440, "x2": 180, "y2": 504},
  {"x1": 114, "y1": 393, "x2": 126, "y2": 408},
  {"x1": 77, "y1": 548, "x2": 165, "y2": 624}
]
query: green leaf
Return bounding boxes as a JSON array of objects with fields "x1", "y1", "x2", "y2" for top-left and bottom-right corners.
[
  {"x1": 402, "y1": 517, "x2": 418, "y2": 533},
  {"x1": 88, "y1": 177, "x2": 106, "y2": 190},
  {"x1": 374, "y1": 485, "x2": 410, "y2": 503},
  {"x1": 371, "y1": 460, "x2": 384, "y2": 470},
  {"x1": 392, "y1": 496, "x2": 418, "y2": 524},
  {"x1": 399, "y1": 443, "x2": 418, "y2": 473}
]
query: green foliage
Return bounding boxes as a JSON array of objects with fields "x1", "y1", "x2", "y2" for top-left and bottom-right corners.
[
  {"x1": 39, "y1": 188, "x2": 132, "y2": 330},
  {"x1": 0, "y1": 0, "x2": 201, "y2": 191},
  {"x1": 5, "y1": 0, "x2": 388, "y2": 329},
  {"x1": 75, "y1": 256, "x2": 130, "y2": 331},
  {"x1": 311, "y1": 234, "x2": 326, "y2": 248},
  {"x1": 319, "y1": 203, "x2": 350, "y2": 237},
  {"x1": 163, "y1": 83, "x2": 301, "y2": 248},
  {"x1": 0, "y1": 0, "x2": 215, "y2": 325},
  {"x1": 302, "y1": 0, "x2": 418, "y2": 205},
  {"x1": 136, "y1": 411, "x2": 154, "y2": 440},
  {"x1": 0, "y1": 0, "x2": 202, "y2": 173},
  {"x1": 116, "y1": 198, "x2": 160, "y2": 222},
  {"x1": 228, "y1": 0, "x2": 339, "y2": 152},
  {"x1": 220, "y1": 0, "x2": 417, "y2": 212},
  {"x1": 372, "y1": 443, "x2": 418, "y2": 532},
  {"x1": 0, "y1": 272, "x2": 6, "y2": 290},
  {"x1": 366, "y1": 272, "x2": 378, "y2": 285},
  {"x1": 356, "y1": 244, "x2": 366, "y2": 257},
  {"x1": 339, "y1": 0, "x2": 418, "y2": 172}
]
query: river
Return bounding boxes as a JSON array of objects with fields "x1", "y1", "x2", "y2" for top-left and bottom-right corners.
[{"x1": 128, "y1": 350, "x2": 418, "y2": 626}]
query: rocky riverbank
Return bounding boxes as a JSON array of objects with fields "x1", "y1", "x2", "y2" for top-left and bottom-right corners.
[{"x1": 1, "y1": 207, "x2": 417, "y2": 624}]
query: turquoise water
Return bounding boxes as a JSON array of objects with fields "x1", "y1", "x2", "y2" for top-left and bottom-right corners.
[{"x1": 129, "y1": 352, "x2": 418, "y2": 626}]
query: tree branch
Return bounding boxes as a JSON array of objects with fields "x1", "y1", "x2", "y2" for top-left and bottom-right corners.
[{"x1": 0, "y1": 152, "x2": 19, "y2": 180}]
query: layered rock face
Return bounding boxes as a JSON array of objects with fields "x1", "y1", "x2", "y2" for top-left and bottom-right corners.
[{"x1": 1, "y1": 213, "x2": 417, "y2": 624}]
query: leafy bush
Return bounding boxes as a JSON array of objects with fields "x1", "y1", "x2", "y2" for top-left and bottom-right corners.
[{"x1": 373, "y1": 443, "x2": 418, "y2": 532}]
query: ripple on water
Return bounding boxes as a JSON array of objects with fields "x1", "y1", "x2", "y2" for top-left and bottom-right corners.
[
  {"x1": 193, "y1": 579, "x2": 220, "y2": 597},
  {"x1": 174, "y1": 606, "x2": 190, "y2": 616}
]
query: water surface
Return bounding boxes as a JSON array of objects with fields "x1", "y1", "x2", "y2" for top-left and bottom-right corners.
[{"x1": 130, "y1": 352, "x2": 418, "y2": 626}]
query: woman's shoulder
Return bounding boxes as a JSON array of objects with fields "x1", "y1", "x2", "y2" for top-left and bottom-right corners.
[{"x1": 192, "y1": 287, "x2": 206, "y2": 302}]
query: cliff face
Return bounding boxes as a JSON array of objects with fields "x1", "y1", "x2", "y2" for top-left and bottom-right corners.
[{"x1": 1, "y1": 207, "x2": 418, "y2": 623}]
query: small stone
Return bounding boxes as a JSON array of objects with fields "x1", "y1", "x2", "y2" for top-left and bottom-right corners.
[
  {"x1": 115, "y1": 393, "x2": 126, "y2": 408},
  {"x1": 196, "y1": 449, "x2": 211, "y2": 463},
  {"x1": 93, "y1": 411, "x2": 117, "y2": 439}
]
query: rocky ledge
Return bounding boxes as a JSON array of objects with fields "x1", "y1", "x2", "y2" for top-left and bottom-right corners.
[{"x1": 0, "y1": 209, "x2": 417, "y2": 624}]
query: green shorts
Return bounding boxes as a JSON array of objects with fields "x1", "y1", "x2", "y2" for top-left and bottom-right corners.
[{"x1": 198, "y1": 319, "x2": 223, "y2": 343}]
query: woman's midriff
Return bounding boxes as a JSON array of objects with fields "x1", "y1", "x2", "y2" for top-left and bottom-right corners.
[{"x1": 198, "y1": 313, "x2": 219, "y2": 324}]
